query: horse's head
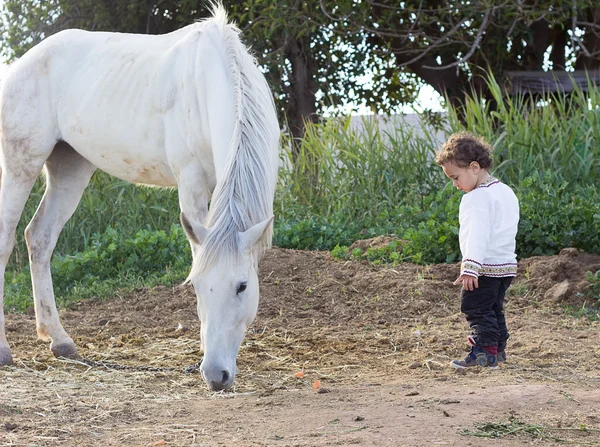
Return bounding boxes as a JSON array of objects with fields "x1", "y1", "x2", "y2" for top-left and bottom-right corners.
[{"x1": 181, "y1": 213, "x2": 273, "y2": 391}]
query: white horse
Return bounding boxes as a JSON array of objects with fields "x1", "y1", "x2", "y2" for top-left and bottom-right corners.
[{"x1": 0, "y1": 4, "x2": 279, "y2": 391}]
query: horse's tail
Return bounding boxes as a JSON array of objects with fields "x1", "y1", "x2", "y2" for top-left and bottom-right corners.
[{"x1": 201, "y1": 3, "x2": 279, "y2": 260}]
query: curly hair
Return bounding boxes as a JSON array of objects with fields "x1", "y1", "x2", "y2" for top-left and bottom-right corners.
[{"x1": 435, "y1": 131, "x2": 494, "y2": 169}]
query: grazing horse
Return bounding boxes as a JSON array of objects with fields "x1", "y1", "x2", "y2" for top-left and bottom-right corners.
[{"x1": 0, "y1": 4, "x2": 279, "y2": 391}]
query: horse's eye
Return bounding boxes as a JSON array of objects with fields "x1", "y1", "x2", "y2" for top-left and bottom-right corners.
[{"x1": 236, "y1": 282, "x2": 247, "y2": 295}]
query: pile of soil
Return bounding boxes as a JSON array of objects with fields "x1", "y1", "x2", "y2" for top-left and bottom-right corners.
[{"x1": 519, "y1": 247, "x2": 600, "y2": 305}]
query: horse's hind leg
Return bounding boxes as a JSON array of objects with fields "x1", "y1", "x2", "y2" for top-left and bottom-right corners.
[
  {"x1": 0, "y1": 152, "x2": 49, "y2": 365},
  {"x1": 25, "y1": 142, "x2": 96, "y2": 359}
]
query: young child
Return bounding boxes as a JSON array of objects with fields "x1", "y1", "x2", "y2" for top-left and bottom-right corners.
[{"x1": 435, "y1": 132, "x2": 519, "y2": 369}]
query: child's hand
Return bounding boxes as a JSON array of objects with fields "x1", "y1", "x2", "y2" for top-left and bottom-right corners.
[{"x1": 454, "y1": 274, "x2": 479, "y2": 291}]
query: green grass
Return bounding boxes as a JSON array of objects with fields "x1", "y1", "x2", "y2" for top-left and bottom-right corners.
[
  {"x1": 461, "y1": 417, "x2": 600, "y2": 444},
  {"x1": 564, "y1": 304, "x2": 600, "y2": 321},
  {"x1": 275, "y1": 77, "x2": 600, "y2": 259}
]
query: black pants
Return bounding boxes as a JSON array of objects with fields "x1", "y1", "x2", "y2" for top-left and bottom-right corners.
[{"x1": 460, "y1": 276, "x2": 513, "y2": 348}]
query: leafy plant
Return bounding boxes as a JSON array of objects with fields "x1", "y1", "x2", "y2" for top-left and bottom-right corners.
[
  {"x1": 585, "y1": 270, "x2": 600, "y2": 303},
  {"x1": 331, "y1": 245, "x2": 350, "y2": 260}
]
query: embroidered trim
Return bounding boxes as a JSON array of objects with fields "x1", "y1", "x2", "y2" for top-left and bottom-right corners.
[
  {"x1": 475, "y1": 176, "x2": 499, "y2": 189},
  {"x1": 461, "y1": 259, "x2": 517, "y2": 277},
  {"x1": 461, "y1": 259, "x2": 483, "y2": 276},
  {"x1": 481, "y1": 272, "x2": 517, "y2": 277}
]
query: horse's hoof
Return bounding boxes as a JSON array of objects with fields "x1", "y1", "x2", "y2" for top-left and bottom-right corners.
[
  {"x1": 51, "y1": 343, "x2": 80, "y2": 360},
  {"x1": 0, "y1": 347, "x2": 14, "y2": 366}
]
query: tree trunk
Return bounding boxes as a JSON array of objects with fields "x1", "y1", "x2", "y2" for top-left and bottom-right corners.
[
  {"x1": 283, "y1": 35, "x2": 319, "y2": 160},
  {"x1": 551, "y1": 24, "x2": 568, "y2": 70}
]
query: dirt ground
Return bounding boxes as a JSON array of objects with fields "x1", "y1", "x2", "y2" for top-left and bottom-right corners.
[{"x1": 1, "y1": 246, "x2": 600, "y2": 447}]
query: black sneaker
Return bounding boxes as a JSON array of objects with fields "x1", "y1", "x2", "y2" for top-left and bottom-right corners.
[
  {"x1": 498, "y1": 339, "x2": 508, "y2": 363},
  {"x1": 451, "y1": 346, "x2": 498, "y2": 369}
]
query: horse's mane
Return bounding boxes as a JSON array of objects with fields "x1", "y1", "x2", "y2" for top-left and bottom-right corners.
[{"x1": 188, "y1": 3, "x2": 279, "y2": 277}]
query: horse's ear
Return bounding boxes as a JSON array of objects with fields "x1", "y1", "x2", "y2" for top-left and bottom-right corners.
[
  {"x1": 180, "y1": 212, "x2": 209, "y2": 245},
  {"x1": 239, "y1": 216, "x2": 273, "y2": 252}
]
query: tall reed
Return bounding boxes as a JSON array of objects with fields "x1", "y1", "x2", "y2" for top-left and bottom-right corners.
[
  {"x1": 447, "y1": 75, "x2": 600, "y2": 186},
  {"x1": 278, "y1": 114, "x2": 447, "y2": 222},
  {"x1": 279, "y1": 77, "x2": 600, "y2": 225}
]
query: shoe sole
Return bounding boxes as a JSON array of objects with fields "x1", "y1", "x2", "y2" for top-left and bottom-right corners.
[
  {"x1": 450, "y1": 362, "x2": 466, "y2": 369},
  {"x1": 450, "y1": 361, "x2": 500, "y2": 370}
]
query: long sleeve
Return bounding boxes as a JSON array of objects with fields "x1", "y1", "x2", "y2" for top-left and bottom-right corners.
[{"x1": 459, "y1": 190, "x2": 492, "y2": 277}]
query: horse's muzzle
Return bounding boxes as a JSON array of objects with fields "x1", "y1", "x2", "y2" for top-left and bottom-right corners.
[{"x1": 203, "y1": 365, "x2": 234, "y2": 391}]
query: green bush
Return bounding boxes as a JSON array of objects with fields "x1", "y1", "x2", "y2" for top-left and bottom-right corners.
[
  {"x1": 51, "y1": 225, "x2": 190, "y2": 287},
  {"x1": 312, "y1": 173, "x2": 600, "y2": 266},
  {"x1": 517, "y1": 174, "x2": 600, "y2": 256},
  {"x1": 4, "y1": 225, "x2": 190, "y2": 313}
]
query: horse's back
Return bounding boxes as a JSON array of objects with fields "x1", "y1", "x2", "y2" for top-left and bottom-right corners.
[{"x1": 0, "y1": 23, "x2": 224, "y2": 186}]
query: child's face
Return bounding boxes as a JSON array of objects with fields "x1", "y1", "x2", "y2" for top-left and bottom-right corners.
[{"x1": 441, "y1": 162, "x2": 483, "y2": 193}]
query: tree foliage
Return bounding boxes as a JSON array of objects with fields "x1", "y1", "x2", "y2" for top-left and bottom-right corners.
[
  {"x1": 1, "y1": 1, "x2": 599, "y2": 141},
  {"x1": 320, "y1": 1, "x2": 600, "y2": 107},
  {"x1": 0, "y1": 0, "x2": 214, "y2": 61}
]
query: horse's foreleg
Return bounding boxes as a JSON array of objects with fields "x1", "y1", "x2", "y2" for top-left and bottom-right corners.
[
  {"x1": 25, "y1": 143, "x2": 96, "y2": 359},
  {"x1": 176, "y1": 164, "x2": 211, "y2": 257},
  {"x1": 0, "y1": 166, "x2": 7, "y2": 366},
  {"x1": 0, "y1": 164, "x2": 46, "y2": 365}
]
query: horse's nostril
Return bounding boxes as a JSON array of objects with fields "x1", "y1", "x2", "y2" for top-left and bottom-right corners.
[
  {"x1": 208, "y1": 371, "x2": 231, "y2": 391},
  {"x1": 209, "y1": 381, "x2": 225, "y2": 391},
  {"x1": 204, "y1": 367, "x2": 233, "y2": 391}
]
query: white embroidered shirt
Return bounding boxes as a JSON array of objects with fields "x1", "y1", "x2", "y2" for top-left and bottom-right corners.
[{"x1": 459, "y1": 177, "x2": 519, "y2": 278}]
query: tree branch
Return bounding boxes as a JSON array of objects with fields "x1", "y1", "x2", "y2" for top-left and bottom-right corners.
[
  {"x1": 396, "y1": 16, "x2": 468, "y2": 68},
  {"x1": 423, "y1": 8, "x2": 491, "y2": 70},
  {"x1": 319, "y1": 0, "x2": 351, "y2": 22},
  {"x1": 571, "y1": 13, "x2": 592, "y2": 58}
]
